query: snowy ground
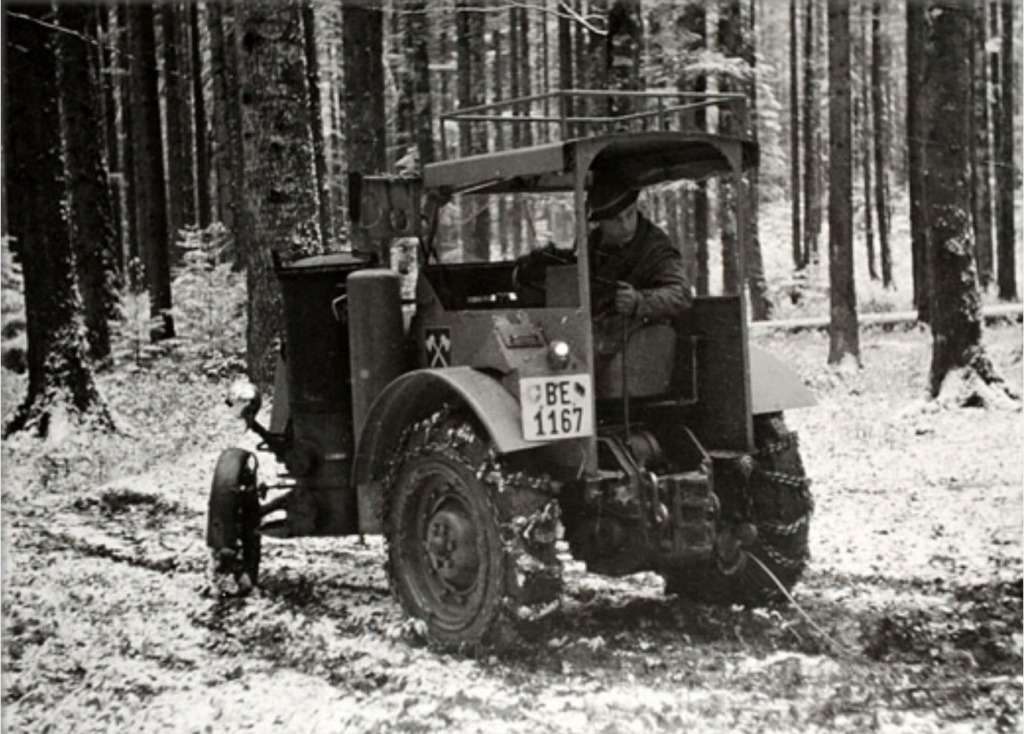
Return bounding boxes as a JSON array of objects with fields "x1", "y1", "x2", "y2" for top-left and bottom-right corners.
[{"x1": 2, "y1": 322, "x2": 1022, "y2": 733}]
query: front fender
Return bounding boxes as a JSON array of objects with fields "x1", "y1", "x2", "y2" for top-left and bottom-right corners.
[
  {"x1": 749, "y1": 345, "x2": 816, "y2": 415},
  {"x1": 352, "y1": 367, "x2": 532, "y2": 533}
]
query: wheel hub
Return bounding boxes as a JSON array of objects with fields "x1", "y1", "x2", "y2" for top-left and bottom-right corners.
[{"x1": 425, "y1": 500, "x2": 479, "y2": 591}]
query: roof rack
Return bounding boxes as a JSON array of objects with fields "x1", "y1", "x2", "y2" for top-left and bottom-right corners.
[{"x1": 438, "y1": 89, "x2": 750, "y2": 159}]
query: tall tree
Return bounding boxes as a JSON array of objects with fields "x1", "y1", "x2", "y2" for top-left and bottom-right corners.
[
  {"x1": 971, "y1": 0, "x2": 995, "y2": 289},
  {"x1": 116, "y1": 4, "x2": 138, "y2": 278},
  {"x1": 401, "y1": 0, "x2": 435, "y2": 167},
  {"x1": 857, "y1": 6, "x2": 877, "y2": 280},
  {"x1": 558, "y1": 0, "x2": 575, "y2": 124},
  {"x1": 239, "y1": 0, "x2": 323, "y2": 389},
  {"x1": 455, "y1": 0, "x2": 490, "y2": 259},
  {"x1": 506, "y1": 7, "x2": 524, "y2": 255},
  {"x1": 680, "y1": 3, "x2": 710, "y2": 294},
  {"x1": 302, "y1": 1, "x2": 333, "y2": 247},
  {"x1": 4, "y1": 5, "x2": 112, "y2": 437},
  {"x1": 208, "y1": 2, "x2": 236, "y2": 234},
  {"x1": 57, "y1": 3, "x2": 121, "y2": 364},
  {"x1": 736, "y1": 0, "x2": 772, "y2": 318},
  {"x1": 789, "y1": 0, "x2": 803, "y2": 270},
  {"x1": 162, "y1": 3, "x2": 192, "y2": 247},
  {"x1": 190, "y1": 3, "x2": 212, "y2": 228},
  {"x1": 993, "y1": 0, "x2": 1017, "y2": 301},
  {"x1": 802, "y1": 0, "x2": 823, "y2": 267},
  {"x1": 906, "y1": 0, "x2": 930, "y2": 321},
  {"x1": 921, "y1": 1, "x2": 1015, "y2": 405},
  {"x1": 871, "y1": 0, "x2": 893, "y2": 288},
  {"x1": 127, "y1": 2, "x2": 174, "y2": 339},
  {"x1": 342, "y1": 1, "x2": 387, "y2": 257},
  {"x1": 174, "y1": 5, "x2": 198, "y2": 229},
  {"x1": 97, "y1": 6, "x2": 125, "y2": 273},
  {"x1": 605, "y1": 0, "x2": 644, "y2": 117},
  {"x1": 827, "y1": 0, "x2": 859, "y2": 366}
]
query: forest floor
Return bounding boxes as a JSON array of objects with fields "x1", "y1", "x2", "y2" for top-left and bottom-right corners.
[{"x1": 1, "y1": 316, "x2": 1021, "y2": 733}]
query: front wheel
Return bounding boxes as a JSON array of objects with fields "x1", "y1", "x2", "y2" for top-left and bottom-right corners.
[
  {"x1": 663, "y1": 413, "x2": 813, "y2": 605},
  {"x1": 385, "y1": 411, "x2": 561, "y2": 649},
  {"x1": 206, "y1": 448, "x2": 262, "y2": 595}
]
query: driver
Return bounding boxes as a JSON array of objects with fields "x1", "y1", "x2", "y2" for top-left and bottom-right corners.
[
  {"x1": 514, "y1": 173, "x2": 692, "y2": 322},
  {"x1": 587, "y1": 173, "x2": 692, "y2": 323}
]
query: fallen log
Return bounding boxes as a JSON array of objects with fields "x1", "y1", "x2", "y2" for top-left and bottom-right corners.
[{"x1": 750, "y1": 303, "x2": 1023, "y2": 334}]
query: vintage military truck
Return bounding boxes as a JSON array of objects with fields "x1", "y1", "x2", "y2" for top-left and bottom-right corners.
[{"x1": 207, "y1": 91, "x2": 815, "y2": 648}]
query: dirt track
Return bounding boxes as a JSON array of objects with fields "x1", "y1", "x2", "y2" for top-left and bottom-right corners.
[{"x1": 2, "y1": 323, "x2": 1022, "y2": 733}]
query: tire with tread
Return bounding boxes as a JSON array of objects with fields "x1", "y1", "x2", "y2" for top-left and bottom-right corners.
[
  {"x1": 663, "y1": 413, "x2": 812, "y2": 605},
  {"x1": 207, "y1": 448, "x2": 261, "y2": 595},
  {"x1": 384, "y1": 411, "x2": 561, "y2": 649}
]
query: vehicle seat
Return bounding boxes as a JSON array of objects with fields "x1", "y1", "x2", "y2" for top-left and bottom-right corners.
[{"x1": 595, "y1": 322, "x2": 677, "y2": 399}]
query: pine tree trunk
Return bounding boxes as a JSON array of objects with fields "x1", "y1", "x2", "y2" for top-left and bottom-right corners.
[
  {"x1": 190, "y1": 3, "x2": 212, "y2": 229},
  {"x1": 871, "y1": 0, "x2": 893, "y2": 288},
  {"x1": 827, "y1": 0, "x2": 859, "y2": 366},
  {"x1": 907, "y1": 1, "x2": 930, "y2": 321},
  {"x1": 208, "y1": 2, "x2": 234, "y2": 232},
  {"x1": 858, "y1": 9, "x2": 877, "y2": 281},
  {"x1": 574, "y1": 0, "x2": 590, "y2": 127},
  {"x1": 493, "y1": 20, "x2": 511, "y2": 256},
  {"x1": 739, "y1": 0, "x2": 771, "y2": 318},
  {"x1": 410, "y1": 3, "x2": 434, "y2": 166},
  {"x1": 400, "y1": 0, "x2": 435, "y2": 168},
  {"x1": 558, "y1": 3, "x2": 574, "y2": 127},
  {"x1": 789, "y1": 0, "x2": 803, "y2": 270},
  {"x1": 98, "y1": 6, "x2": 125, "y2": 273},
  {"x1": 971, "y1": 0, "x2": 994, "y2": 289},
  {"x1": 518, "y1": 6, "x2": 533, "y2": 147},
  {"x1": 58, "y1": 3, "x2": 121, "y2": 365},
  {"x1": 173, "y1": 4, "x2": 197, "y2": 229},
  {"x1": 506, "y1": 8, "x2": 523, "y2": 255},
  {"x1": 802, "y1": 0, "x2": 822, "y2": 267},
  {"x1": 681, "y1": 4, "x2": 710, "y2": 294},
  {"x1": 456, "y1": 0, "x2": 490, "y2": 260},
  {"x1": 4, "y1": 4, "x2": 112, "y2": 437},
  {"x1": 718, "y1": 0, "x2": 743, "y2": 295},
  {"x1": 343, "y1": 2, "x2": 387, "y2": 257},
  {"x1": 994, "y1": 0, "x2": 1017, "y2": 301},
  {"x1": 117, "y1": 4, "x2": 139, "y2": 283},
  {"x1": 922, "y1": 1, "x2": 1010, "y2": 401},
  {"x1": 162, "y1": 3, "x2": 189, "y2": 257},
  {"x1": 302, "y1": 1, "x2": 332, "y2": 247},
  {"x1": 605, "y1": 0, "x2": 643, "y2": 118},
  {"x1": 239, "y1": 0, "x2": 322, "y2": 389},
  {"x1": 128, "y1": 2, "x2": 174, "y2": 339}
]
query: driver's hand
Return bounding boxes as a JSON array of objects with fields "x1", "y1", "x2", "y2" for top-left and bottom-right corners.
[{"x1": 614, "y1": 282, "x2": 639, "y2": 316}]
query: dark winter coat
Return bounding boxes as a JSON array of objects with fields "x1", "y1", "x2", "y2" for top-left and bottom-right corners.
[{"x1": 589, "y1": 213, "x2": 692, "y2": 321}]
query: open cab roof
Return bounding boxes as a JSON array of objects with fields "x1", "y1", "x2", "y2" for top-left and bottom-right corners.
[
  {"x1": 424, "y1": 90, "x2": 759, "y2": 197},
  {"x1": 424, "y1": 130, "x2": 758, "y2": 196}
]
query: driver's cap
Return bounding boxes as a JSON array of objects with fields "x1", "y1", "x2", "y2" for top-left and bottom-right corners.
[{"x1": 588, "y1": 172, "x2": 639, "y2": 221}]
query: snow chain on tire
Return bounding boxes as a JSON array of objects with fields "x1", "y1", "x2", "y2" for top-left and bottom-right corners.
[
  {"x1": 383, "y1": 406, "x2": 563, "y2": 650},
  {"x1": 663, "y1": 413, "x2": 813, "y2": 605}
]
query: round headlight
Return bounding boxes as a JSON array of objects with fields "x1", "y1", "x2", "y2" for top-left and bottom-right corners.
[
  {"x1": 226, "y1": 379, "x2": 262, "y2": 420},
  {"x1": 548, "y1": 340, "x2": 571, "y2": 369}
]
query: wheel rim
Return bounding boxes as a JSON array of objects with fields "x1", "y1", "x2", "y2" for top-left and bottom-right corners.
[
  {"x1": 396, "y1": 460, "x2": 495, "y2": 635},
  {"x1": 425, "y1": 495, "x2": 480, "y2": 592}
]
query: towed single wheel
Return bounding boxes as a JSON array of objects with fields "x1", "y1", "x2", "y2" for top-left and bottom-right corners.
[
  {"x1": 385, "y1": 410, "x2": 561, "y2": 649},
  {"x1": 207, "y1": 448, "x2": 262, "y2": 595},
  {"x1": 664, "y1": 412, "x2": 813, "y2": 605}
]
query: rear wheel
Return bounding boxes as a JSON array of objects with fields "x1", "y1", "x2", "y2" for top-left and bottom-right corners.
[
  {"x1": 663, "y1": 413, "x2": 813, "y2": 605},
  {"x1": 385, "y1": 411, "x2": 561, "y2": 649},
  {"x1": 206, "y1": 448, "x2": 262, "y2": 595}
]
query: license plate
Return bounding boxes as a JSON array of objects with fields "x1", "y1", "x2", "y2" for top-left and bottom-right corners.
[{"x1": 520, "y1": 375, "x2": 594, "y2": 441}]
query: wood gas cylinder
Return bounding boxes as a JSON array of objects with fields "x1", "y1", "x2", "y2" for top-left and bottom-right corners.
[{"x1": 347, "y1": 268, "x2": 406, "y2": 436}]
